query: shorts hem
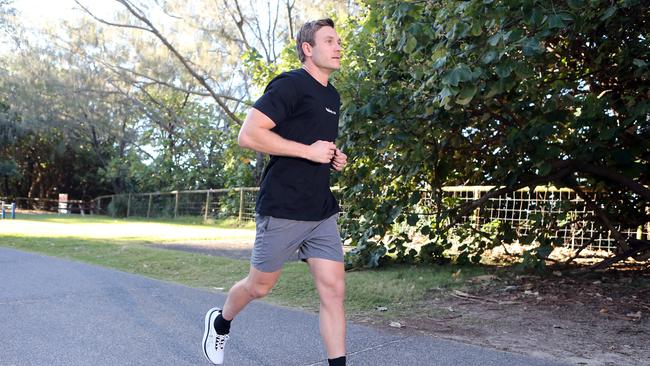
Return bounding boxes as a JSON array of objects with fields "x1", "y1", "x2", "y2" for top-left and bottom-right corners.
[
  {"x1": 251, "y1": 262, "x2": 283, "y2": 273},
  {"x1": 299, "y1": 255, "x2": 344, "y2": 263}
]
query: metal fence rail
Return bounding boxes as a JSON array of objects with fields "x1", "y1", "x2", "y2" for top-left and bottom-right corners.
[{"x1": 93, "y1": 188, "x2": 259, "y2": 222}]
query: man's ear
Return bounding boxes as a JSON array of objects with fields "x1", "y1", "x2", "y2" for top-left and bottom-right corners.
[{"x1": 301, "y1": 42, "x2": 312, "y2": 57}]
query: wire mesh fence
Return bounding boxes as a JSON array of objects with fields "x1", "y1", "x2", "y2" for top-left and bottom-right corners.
[{"x1": 421, "y1": 186, "x2": 650, "y2": 252}]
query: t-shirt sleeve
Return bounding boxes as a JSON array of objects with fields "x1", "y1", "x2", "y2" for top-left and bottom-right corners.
[{"x1": 252, "y1": 75, "x2": 297, "y2": 127}]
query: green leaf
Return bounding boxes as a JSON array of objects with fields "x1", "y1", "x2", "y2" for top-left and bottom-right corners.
[
  {"x1": 482, "y1": 50, "x2": 498, "y2": 64},
  {"x1": 632, "y1": 59, "x2": 647, "y2": 68},
  {"x1": 514, "y1": 63, "x2": 535, "y2": 78},
  {"x1": 404, "y1": 35, "x2": 417, "y2": 53},
  {"x1": 470, "y1": 22, "x2": 483, "y2": 36},
  {"x1": 456, "y1": 85, "x2": 478, "y2": 105},
  {"x1": 433, "y1": 56, "x2": 448, "y2": 69},
  {"x1": 567, "y1": 0, "x2": 584, "y2": 9},
  {"x1": 443, "y1": 65, "x2": 473, "y2": 86},
  {"x1": 495, "y1": 63, "x2": 513, "y2": 78},
  {"x1": 522, "y1": 37, "x2": 543, "y2": 56},
  {"x1": 487, "y1": 32, "x2": 501, "y2": 46},
  {"x1": 528, "y1": 8, "x2": 545, "y2": 26},
  {"x1": 548, "y1": 14, "x2": 568, "y2": 29},
  {"x1": 439, "y1": 87, "x2": 456, "y2": 101}
]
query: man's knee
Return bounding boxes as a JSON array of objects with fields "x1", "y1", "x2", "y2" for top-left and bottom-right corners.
[
  {"x1": 319, "y1": 279, "x2": 345, "y2": 304},
  {"x1": 244, "y1": 278, "x2": 275, "y2": 299}
]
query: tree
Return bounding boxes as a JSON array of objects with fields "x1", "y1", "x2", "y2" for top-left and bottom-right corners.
[
  {"x1": 336, "y1": 0, "x2": 649, "y2": 268},
  {"x1": 77, "y1": 0, "x2": 353, "y2": 182}
]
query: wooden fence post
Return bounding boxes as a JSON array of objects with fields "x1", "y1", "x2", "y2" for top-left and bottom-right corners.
[
  {"x1": 174, "y1": 191, "x2": 180, "y2": 218},
  {"x1": 147, "y1": 194, "x2": 153, "y2": 218},
  {"x1": 238, "y1": 188, "x2": 244, "y2": 222},
  {"x1": 126, "y1": 194, "x2": 132, "y2": 218},
  {"x1": 204, "y1": 191, "x2": 211, "y2": 222}
]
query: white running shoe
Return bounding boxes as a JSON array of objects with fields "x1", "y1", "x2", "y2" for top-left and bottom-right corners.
[{"x1": 202, "y1": 307, "x2": 229, "y2": 365}]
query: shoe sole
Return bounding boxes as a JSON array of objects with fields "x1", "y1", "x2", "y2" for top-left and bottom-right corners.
[{"x1": 202, "y1": 307, "x2": 222, "y2": 364}]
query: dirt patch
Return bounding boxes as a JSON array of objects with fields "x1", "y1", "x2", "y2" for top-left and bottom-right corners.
[{"x1": 369, "y1": 267, "x2": 650, "y2": 366}]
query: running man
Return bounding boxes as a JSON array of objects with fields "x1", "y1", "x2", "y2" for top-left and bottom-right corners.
[{"x1": 202, "y1": 18, "x2": 348, "y2": 366}]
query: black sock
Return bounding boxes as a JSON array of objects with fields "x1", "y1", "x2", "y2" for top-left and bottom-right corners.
[
  {"x1": 213, "y1": 313, "x2": 231, "y2": 335},
  {"x1": 328, "y1": 356, "x2": 346, "y2": 366}
]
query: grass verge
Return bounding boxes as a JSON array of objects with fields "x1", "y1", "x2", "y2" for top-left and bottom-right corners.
[{"x1": 0, "y1": 214, "x2": 489, "y2": 322}]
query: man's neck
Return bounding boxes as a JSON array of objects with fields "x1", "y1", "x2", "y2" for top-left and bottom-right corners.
[{"x1": 301, "y1": 63, "x2": 330, "y2": 86}]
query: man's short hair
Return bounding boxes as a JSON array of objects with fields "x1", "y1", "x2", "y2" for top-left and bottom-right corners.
[{"x1": 295, "y1": 18, "x2": 335, "y2": 63}]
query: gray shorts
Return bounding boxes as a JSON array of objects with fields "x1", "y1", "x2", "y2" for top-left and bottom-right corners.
[{"x1": 251, "y1": 213, "x2": 343, "y2": 272}]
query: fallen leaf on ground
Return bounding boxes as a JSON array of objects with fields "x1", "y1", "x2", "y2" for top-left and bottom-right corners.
[
  {"x1": 625, "y1": 311, "x2": 642, "y2": 320},
  {"x1": 389, "y1": 321, "x2": 402, "y2": 328}
]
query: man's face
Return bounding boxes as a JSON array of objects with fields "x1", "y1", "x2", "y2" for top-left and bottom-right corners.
[{"x1": 306, "y1": 26, "x2": 342, "y2": 71}]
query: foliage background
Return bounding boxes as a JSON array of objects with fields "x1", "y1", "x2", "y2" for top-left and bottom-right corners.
[{"x1": 1, "y1": 0, "x2": 648, "y2": 267}]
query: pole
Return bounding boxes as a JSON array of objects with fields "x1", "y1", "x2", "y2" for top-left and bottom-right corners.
[
  {"x1": 147, "y1": 194, "x2": 153, "y2": 218},
  {"x1": 1, "y1": 201, "x2": 5, "y2": 219},
  {"x1": 174, "y1": 191, "x2": 180, "y2": 219},
  {"x1": 238, "y1": 188, "x2": 244, "y2": 222},
  {"x1": 473, "y1": 189, "x2": 481, "y2": 228},
  {"x1": 11, "y1": 202, "x2": 16, "y2": 219},
  {"x1": 126, "y1": 194, "x2": 132, "y2": 218},
  {"x1": 204, "y1": 191, "x2": 210, "y2": 222}
]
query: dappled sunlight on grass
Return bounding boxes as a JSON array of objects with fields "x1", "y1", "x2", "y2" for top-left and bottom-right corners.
[{"x1": 0, "y1": 213, "x2": 255, "y2": 242}]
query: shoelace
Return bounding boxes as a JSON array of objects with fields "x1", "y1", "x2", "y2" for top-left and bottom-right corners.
[{"x1": 215, "y1": 334, "x2": 229, "y2": 350}]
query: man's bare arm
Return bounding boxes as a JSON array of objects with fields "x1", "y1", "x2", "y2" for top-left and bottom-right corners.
[{"x1": 238, "y1": 108, "x2": 336, "y2": 164}]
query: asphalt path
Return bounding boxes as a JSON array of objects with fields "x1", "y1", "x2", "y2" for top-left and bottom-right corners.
[{"x1": 0, "y1": 247, "x2": 570, "y2": 366}]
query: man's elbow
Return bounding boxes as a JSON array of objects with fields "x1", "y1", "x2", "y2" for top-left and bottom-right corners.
[{"x1": 237, "y1": 130, "x2": 251, "y2": 148}]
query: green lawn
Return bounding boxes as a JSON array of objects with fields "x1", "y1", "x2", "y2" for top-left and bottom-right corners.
[{"x1": 0, "y1": 213, "x2": 488, "y2": 320}]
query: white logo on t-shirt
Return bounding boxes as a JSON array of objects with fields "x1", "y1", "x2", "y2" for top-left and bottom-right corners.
[{"x1": 325, "y1": 107, "x2": 337, "y2": 115}]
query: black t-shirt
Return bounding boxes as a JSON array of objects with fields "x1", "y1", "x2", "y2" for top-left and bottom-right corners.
[{"x1": 252, "y1": 68, "x2": 341, "y2": 221}]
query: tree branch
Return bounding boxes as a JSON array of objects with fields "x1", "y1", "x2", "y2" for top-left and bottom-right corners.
[
  {"x1": 73, "y1": 1, "x2": 150, "y2": 32},
  {"x1": 564, "y1": 226, "x2": 606, "y2": 266},
  {"x1": 107, "y1": 61, "x2": 251, "y2": 105},
  {"x1": 568, "y1": 183, "x2": 629, "y2": 252},
  {"x1": 108, "y1": 0, "x2": 243, "y2": 124},
  {"x1": 444, "y1": 168, "x2": 574, "y2": 231},
  {"x1": 576, "y1": 162, "x2": 650, "y2": 202}
]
